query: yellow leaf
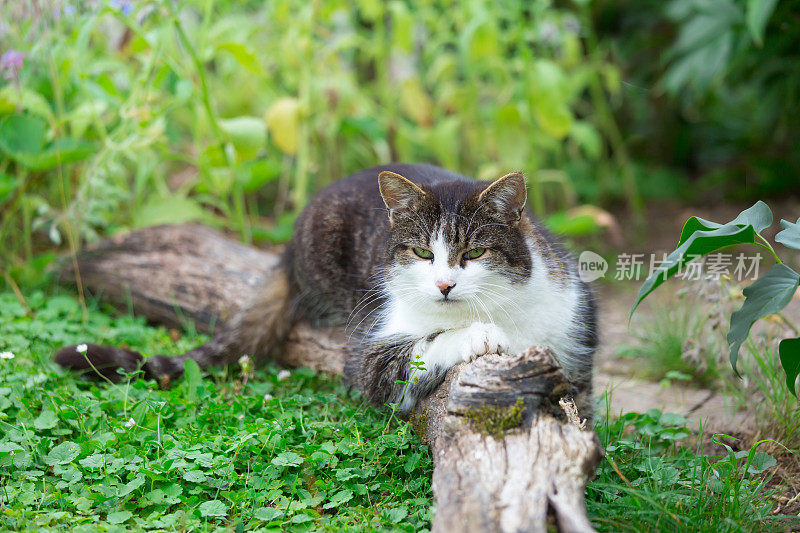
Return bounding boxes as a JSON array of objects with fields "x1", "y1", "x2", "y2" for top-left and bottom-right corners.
[
  {"x1": 400, "y1": 79, "x2": 433, "y2": 127},
  {"x1": 265, "y1": 97, "x2": 300, "y2": 155}
]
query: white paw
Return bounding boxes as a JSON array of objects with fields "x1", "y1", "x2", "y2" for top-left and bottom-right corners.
[{"x1": 456, "y1": 323, "x2": 510, "y2": 363}]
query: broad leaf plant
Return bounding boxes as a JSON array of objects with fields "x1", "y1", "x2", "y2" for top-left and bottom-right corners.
[{"x1": 632, "y1": 202, "x2": 800, "y2": 395}]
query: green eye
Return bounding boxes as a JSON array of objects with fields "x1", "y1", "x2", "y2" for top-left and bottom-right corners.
[
  {"x1": 463, "y1": 247, "x2": 486, "y2": 260},
  {"x1": 412, "y1": 247, "x2": 434, "y2": 259}
]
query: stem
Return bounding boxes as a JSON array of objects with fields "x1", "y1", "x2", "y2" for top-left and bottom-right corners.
[
  {"x1": 579, "y1": 5, "x2": 643, "y2": 223},
  {"x1": 49, "y1": 54, "x2": 88, "y2": 322},
  {"x1": 1, "y1": 269, "x2": 33, "y2": 317},
  {"x1": 755, "y1": 234, "x2": 782, "y2": 264},
  {"x1": 170, "y1": 4, "x2": 250, "y2": 240},
  {"x1": 171, "y1": 19, "x2": 226, "y2": 152},
  {"x1": 292, "y1": 2, "x2": 315, "y2": 210},
  {"x1": 232, "y1": 184, "x2": 251, "y2": 244}
]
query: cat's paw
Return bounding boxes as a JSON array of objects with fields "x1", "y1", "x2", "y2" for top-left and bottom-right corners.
[{"x1": 457, "y1": 322, "x2": 510, "y2": 363}]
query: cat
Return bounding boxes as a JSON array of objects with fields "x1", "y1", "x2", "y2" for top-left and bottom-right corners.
[{"x1": 56, "y1": 163, "x2": 598, "y2": 413}]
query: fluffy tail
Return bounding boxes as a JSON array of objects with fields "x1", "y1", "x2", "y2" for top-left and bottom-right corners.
[{"x1": 55, "y1": 265, "x2": 294, "y2": 384}]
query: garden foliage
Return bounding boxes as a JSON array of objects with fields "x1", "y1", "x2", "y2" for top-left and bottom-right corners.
[{"x1": 633, "y1": 202, "x2": 800, "y2": 394}]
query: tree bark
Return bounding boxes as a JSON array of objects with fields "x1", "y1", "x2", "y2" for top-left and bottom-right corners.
[{"x1": 58, "y1": 223, "x2": 603, "y2": 532}]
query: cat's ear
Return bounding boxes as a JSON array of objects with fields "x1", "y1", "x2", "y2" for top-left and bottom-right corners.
[
  {"x1": 378, "y1": 171, "x2": 427, "y2": 224},
  {"x1": 478, "y1": 172, "x2": 527, "y2": 224}
]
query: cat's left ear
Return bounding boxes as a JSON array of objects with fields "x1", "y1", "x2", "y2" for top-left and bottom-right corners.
[
  {"x1": 478, "y1": 172, "x2": 527, "y2": 224},
  {"x1": 378, "y1": 171, "x2": 427, "y2": 225}
]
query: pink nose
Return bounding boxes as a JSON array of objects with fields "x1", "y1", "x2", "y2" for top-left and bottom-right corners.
[{"x1": 435, "y1": 280, "x2": 456, "y2": 297}]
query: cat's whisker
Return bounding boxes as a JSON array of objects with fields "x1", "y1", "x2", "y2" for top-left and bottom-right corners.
[
  {"x1": 478, "y1": 291, "x2": 522, "y2": 339},
  {"x1": 465, "y1": 198, "x2": 493, "y2": 237},
  {"x1": 466, "y1": 221, "x2": 510, "y2": 238},
  {"x1": 473, "y1": 293, "x2": 496, "y2": 331},
  {"x1": 347, "y1": 294, "x2": 386, "y2": 330},
  {"x1": 393, "y1": 209, "x2": 432, "y2": 240},
  {"x1": 349, "y1": 286, "x2": 424, "y2": 338},
  {"x1": 480, "y1": 287, "x2": 528, "y2": 318}
]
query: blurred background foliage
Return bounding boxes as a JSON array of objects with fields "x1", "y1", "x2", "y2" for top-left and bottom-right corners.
[{"x1": 0, "y1": 0, "x2": 797, "y2": 286}]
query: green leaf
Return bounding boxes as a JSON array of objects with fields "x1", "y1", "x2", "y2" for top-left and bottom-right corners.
[
  {"x1": 746, "y1": 451, "x2": 777, "y2": 474},
  {"x1": 399, "y1": 78, "x2": 434, "y2": 127},
  {"x1": 0, "y1": 442, "x2": 23, "y2": 453},
  {"x1": 199, "y1": 499, "x2": 228, "y2": 518},
  {"x1": 45, "y1": 441, "x2": 80, "y2": 466},
  {"x1": 728, "y1": 264, "x2": 800, "y2": 373},
  {"x1": 183, "y1": 469, "x2": 207, "y2": 483},
  {"x1": 236, "y1": 159, "x2": 281, "y2": 193},
  {"x1": 659, "y1": 412, "x2": 687, "y2": 426},
  {"x1": 107, "y1": 511, "x2": 133, "y2": 524},
  {"x1": 323, "y1": 489, "x2": 354, "y2": 509},
  {"x1": 118, "y1": 475, "x2": 145, "y2": 496},
  {"x1": 0, "y1": 173, "x2": 18, "y2": 205},
  {"x1": 0, "y1": 87, "x2": 54, "y2": 121},
  {"x1": 271, "y1": 451, "x2": 303, "y2": 467},
  {"x1": 254, "y1": 507, "x2": 283, "y2": 522},
  {"x1": 219, "y1": 116, "x2": 267, "y2": 161},
  {"x1": 389, "y1": 2, "x2": 414, "y2": 51},
  {"x1": 461, "y1": 18, "x2": 499, "y2": 62},
  {"x1": 494, "y1": 105, "x2": 529, "y2": 167},
  {"x1": 632, "y1": 223, "x2": 758, "y2": 314},
  {"x1": 252, "y1": 212, "x2": 297, "y2": 244},
  {"x1": 529, "y1": 60, "x2": 572, "y2": 139},
  {"x1": 746, "y1": 0, "x2": 779, "y2": 46},
  {"x1": 291, "y1": 513, "x2": 313, "y2": 523},
  {"x1": 678, "y1": 201, "x2": 773, "y2": 245},
  {"x1": 217, "y1": 42, "x2": 264, "y2": 74},
  {"x1": 183, "y1": 358, "x2": 202, "y2": 403},
  {"x1": 0, "y1": 114, "x2": 46, "y2": 156},
  {"x1": 15, "y1": 138, "x2": 95, "y2": 171},
  {"x1": 776, "y1": 218, "x2": 800, "y2": 250},
  {"x1": 569, "y1": 121, "x2": 603, "y2": 160},
  {"x1": 386, "y1": 506, "x2": 408, "y2": 522},
  {"x1": 532, "y1": 99, "x2": 572, "y2": 140},
  {"x1": 79, "y1": 453, "x2": 106, "y2": 469},
  {"x1": 132, "y1": 196, "x2": 208, "y2": 228},
  {"x1": 634, "y1": 201, "x2": 773, "y2": 315},
  {"x1": 779, "y1": 338, "x2": 800, "y2": 396},
  {"x1": 34, "y1": 410, "x2": 58, "y2": 430}
]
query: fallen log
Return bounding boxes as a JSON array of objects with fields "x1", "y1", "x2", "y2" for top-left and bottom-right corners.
[{"x1": 58, "y1": 223, "x2": 603, "y2": 532}]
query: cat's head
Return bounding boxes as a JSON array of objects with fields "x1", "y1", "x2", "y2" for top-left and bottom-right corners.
[{"x1": 378, "y1": 170, "x2": 533, "y2": 309}]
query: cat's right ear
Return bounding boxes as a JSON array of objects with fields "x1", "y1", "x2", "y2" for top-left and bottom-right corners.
[{"x1": 378, "y1": 171, "x2": 427, "y2": 225}]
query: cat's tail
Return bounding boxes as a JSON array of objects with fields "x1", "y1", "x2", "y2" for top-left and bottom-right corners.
[{"x1": 55, "y1": 264, "x2": 294, "y2": 384}]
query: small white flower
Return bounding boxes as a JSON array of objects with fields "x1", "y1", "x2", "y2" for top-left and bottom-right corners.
[
  {"x1": 124, "y1": 418, "x2": 135, "y2": 428},
  {"x1": 76, "y1": 344, "x2": 88, "y2": 354},
  {"x1": 0, "y1": 351, "x2": 14, "y2": 359},
  {"x1": 263, "y1": 394, "x2": 274, "y2": 402},
  {"x1": 277, "y1": 370, "x2": 291, "y2": 381}
]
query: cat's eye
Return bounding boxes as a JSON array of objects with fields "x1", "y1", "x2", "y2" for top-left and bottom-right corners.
[
  {"x1": 463, "y1": 247, "x2": 486, "y2": 260},
  {"x1": 412, "y1": 247, "x2": 434, "y2": 259}
]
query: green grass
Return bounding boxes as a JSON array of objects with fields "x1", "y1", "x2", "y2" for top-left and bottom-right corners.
[
  {"x1": 616, "y1": 302, "x2": 718, "y2": 386},
  {"x1": 0, "y1": 291, "x2": 433, "y2": 531},
  {"x1": 588, "y1": 404, "x2": 793, "y2": 532},
  {"x1": 1, "y1": 290, "x2": 794, "y2": 531}
]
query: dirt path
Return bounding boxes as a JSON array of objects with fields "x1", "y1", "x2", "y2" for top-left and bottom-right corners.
[{"x1": 592, "y1": 283, "x2": 752, "y2": 434}]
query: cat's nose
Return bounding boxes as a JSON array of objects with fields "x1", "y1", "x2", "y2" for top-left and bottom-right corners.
[{"x1": 435, "y1": 280, "x2": 456, "y2": 297}]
